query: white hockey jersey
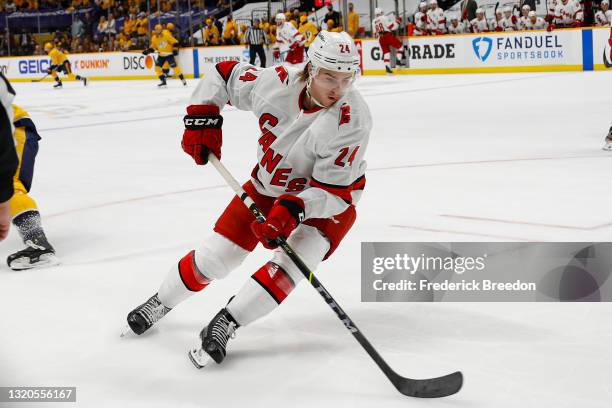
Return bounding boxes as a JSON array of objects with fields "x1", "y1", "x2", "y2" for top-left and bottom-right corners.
[
  {"x1": 489, "y1": 18, "x2": 501, "y2": 31},
  {"x1": 414, "y1": 11, "x2": 429, "y2": 34},
  {"x1": 554, "y1": 1, "x2": 583, "y2": 26},
  {"x1": 427, "y1": 8, "x2": 446, "y2": 33},
  {"x1": 595, "y1": 10, "x2": 612, "y2": 26},
  {"x1": 517, "y1": 15, "x2": 529, "y2": 30},
  {"x1": 190, "y1": 61, "x2": 371, "y2": 220},
  {"x1": 470, "y1": 17, "x2": 490, "y2": 32},
  {"x1": 499, "y1": 16, "x2": 517, "y2": 31},
  {"x1": 276, "y1": 22, "x2": 305, "y2": 49},
  {"x1": 524, "y1": 17, "x2": 548, "y2": 29},
  {"x1": 372, "y1": 14, "x2": 399, "y2": 35},
  {"x1": 447, "y1": 21, "x2": 467, "y2": 34}
]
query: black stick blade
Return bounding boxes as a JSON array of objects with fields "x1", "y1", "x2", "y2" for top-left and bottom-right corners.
[{"x1": 393, "y1": 371, "x2": 463, "y2": 398}]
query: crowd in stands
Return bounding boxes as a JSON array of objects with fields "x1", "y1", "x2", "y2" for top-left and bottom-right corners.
[
  {"x1": 0, "y1": 0, "x2": 363, "y2": 56},
  {"x1": 411, "y1": 0, "x2": 611, "y2": 36},
  {"x1": 192, "y1": 3, "x2": 360, "y2": 47}
]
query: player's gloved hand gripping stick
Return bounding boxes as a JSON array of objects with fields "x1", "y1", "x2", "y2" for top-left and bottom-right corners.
[{"x1": 198, "y1": 151, "x2": 464, "y2": 398}]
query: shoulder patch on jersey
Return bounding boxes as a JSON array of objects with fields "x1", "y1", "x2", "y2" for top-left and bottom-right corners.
[
  {"x1": 339, "y1": 104, "x2": 351, "y2": 126},
  {"x1": 215, "y1": 60, "x2": 240, "y2": 83}
]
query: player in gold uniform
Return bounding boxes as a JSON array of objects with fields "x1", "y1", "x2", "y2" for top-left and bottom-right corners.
[
  {"x1": 7, "y1": 105, "x2": 58, "y2": 270},
  {"x1": 44, "y1": 43, "x2": 88, "y2": 89},
  {"x1": 143, "y1": 24, "x2": 186, "y2": 88},
  {"x1": 298, "y1": 15, "x2": 319, "y2": 52}
]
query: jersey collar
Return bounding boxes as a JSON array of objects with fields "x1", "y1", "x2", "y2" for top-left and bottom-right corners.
[{"x1": 299, "y1": 86, "x2": 323, "y2": 114}]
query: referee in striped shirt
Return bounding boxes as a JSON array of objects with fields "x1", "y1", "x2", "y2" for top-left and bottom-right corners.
[{"x1": 244, "y1": 19, "x2": 268, "y2": 67}]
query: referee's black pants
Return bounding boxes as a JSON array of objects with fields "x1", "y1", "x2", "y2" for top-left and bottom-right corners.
[{"x1": 249, "y1": 44, "x2": 266, "y2": 68}]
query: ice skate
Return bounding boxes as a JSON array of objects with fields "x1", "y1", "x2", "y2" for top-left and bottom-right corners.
[
  {"x1": 188, "y1": 307, "x2": 239, "y2": 368},
  {"x1": 7, "y1": 234, "x2": 59, "y2": 271},
  {"x1": 603, "y1": 128, "x2": 612, "y2": 151},
  {"x1": 123, "y1": 293, "x2": 171, "y2": 336}
]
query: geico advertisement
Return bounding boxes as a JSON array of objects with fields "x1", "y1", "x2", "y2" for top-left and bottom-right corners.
[
  {"x1": 0, "y1": 52, "x2": 182, "y2": 79},
  {"x1": 593, "y1": 27, "x2": 612, "y2": 69}
]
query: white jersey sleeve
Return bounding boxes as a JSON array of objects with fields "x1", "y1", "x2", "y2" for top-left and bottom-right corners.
[{"x1": 190, "y1": 61, "x2": 263, "y2": 112}]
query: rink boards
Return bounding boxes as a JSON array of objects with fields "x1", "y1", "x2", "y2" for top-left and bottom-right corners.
[{"x1": 0, "y1": 27, "x2": 610, "y2": 81}]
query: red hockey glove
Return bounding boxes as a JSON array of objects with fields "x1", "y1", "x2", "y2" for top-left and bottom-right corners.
[
  {"x1": 511, "y1": 15, "x2": 517, "y2": 24},
  {"x1": 251, "y1": 195, "x2": 305, "y2": 249},
  {"x1": 572, "y1": 20, "x2": 582, "y2": 27},
  {"x1": 273, "y1": 48, "x2": 280, "y2": 59},
  {"x1": 547, "y1": 23, "x2": 555, "y2": 32},
  {"x1": 181, "y1": 104, "x2": 223, "y2": 165}
]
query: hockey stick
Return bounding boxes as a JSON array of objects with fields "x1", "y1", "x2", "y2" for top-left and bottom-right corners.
[
  {"x1": 199, "y1": 153, "x2": 463, "y2": 398},
  {"x1": 31, "y1": 73, "x2": 49, "y2": 82}
]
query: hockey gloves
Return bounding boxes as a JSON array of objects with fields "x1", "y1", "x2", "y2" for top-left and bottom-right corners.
[
  {"x1": 181, "y1": 104, "x2": 223, "y2": 165},
  {"x1": 251, "y1": 195, "x2": 305, "y2": 249},
  {"x1": 142, "y1": 48, "x2": 154, "y2": 55}
]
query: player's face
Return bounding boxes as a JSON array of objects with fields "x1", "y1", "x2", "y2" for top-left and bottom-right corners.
[
  {"x1": 603, "y1": 3, "x2": 609, "y2": 10},
  {"x1": 311, "y1": 68, "x2": 355, "y2": 108}
]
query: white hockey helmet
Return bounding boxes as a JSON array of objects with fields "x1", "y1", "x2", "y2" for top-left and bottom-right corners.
[
  {"x1": 602, "y1": 0, "x2": 609, "y2": 5},
  {"x1": 521, "y1": 4, "x2": 531, "y2": 10},
  {"x1": 307, "y1": 31, "x2": 360, "y2": 74},
  {"x1": 429, "y1": 0, "x2": 438, "y2": 5},
  {"x1": 419, "y1": 2, "x2": 427, "y2": 9},
  {"x1": 503, "y1": 6, "x2": 512, "y2": 13},
  {"x1": 450, "y1": 14, "x2": 459, "y2": 21},
  {"x1": 275, "y1": 13, "x2": 286, "y2": 23},
  {"x1": 476, "y1": 7, "x2": 484, "y2": 14},
  {"x1": 375, "y1": 7, "x2": 384, "y2": 16}
]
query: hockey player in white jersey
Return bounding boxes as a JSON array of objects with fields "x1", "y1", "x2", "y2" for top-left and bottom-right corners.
[
  {"x1": 414, "y1": 2, "x2": 430, "y2": 36},
  {"x1": 499, "y1": 7, "x2": 518, "y2": 31},
  {"x1": 124, "y1": 31, "x2": 371, "y2": 367},
  {"x1": 372, "y1": 7, "x2": 405, "y2": 73},
  {"x1": 517, "y1": 5, "x2": 531, "y2": 29},
  {"x1": 489, "y1": 9, "x2": 503, "y2": 31},
  {"x1": 447, "y1": 15, "x2": 467, "y2": 34},
  {"x1": 427, "y1": 0, "x2": 447, "y2": 34},
  {"x1": 471, "y1": 8, "x2": 490, "y2": 33},
  {"x1": 553, "y1": 0, "x2": 583, "y2": 27},
  {"x1": 595, "y1": 0, "x2": 612, "y2": 26},
  {"x1": 273, "y1": 13, "x2": 306, "y2": 65},
  {"x1": 524, "y1": 11, "x2": 548, "y2": 29}
]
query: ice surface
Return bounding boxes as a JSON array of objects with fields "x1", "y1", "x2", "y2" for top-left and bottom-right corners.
[{"x1": 1, "y1": 72, "x2": 611, "y2": 407}]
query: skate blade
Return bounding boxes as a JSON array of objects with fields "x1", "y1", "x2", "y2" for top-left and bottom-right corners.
[
  {"x1": 120, "y1": 324, "x2": 135, "y2": 338},
  {"x1": 602, "y1": 144, "x2": 612, "y2": 151},
  {"x1": 9, "y1": 254, "x2": 60, "y2": 271},
  {"x1": 188, "y1": 346, "x2": 211, "y2": 369}
]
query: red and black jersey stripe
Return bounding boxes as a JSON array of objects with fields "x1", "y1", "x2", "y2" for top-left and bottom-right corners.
[
  {"x1": 215, "y1": 60, "x2": 240, "y2": 83},
  {"x1": 310, "y1": 175, "x2": 366, "y2": 204}
]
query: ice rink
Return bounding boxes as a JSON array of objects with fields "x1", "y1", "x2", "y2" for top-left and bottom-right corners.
[{"x1": 1, "y1": 71, "x2": 611, "y2": 407}]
